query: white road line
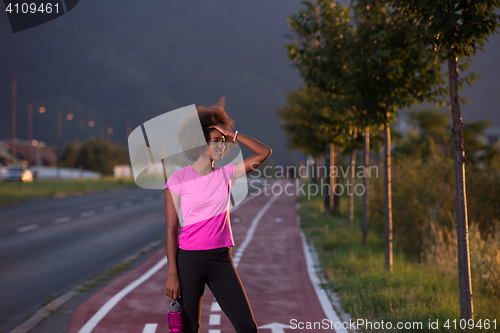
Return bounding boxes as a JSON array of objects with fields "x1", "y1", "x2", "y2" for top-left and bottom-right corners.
[
  {"x1": 17, "y1": 224, "x2": 39, "y2": 233},
  {"x1": 209, "y1": 314, "x2": 221, "y2": 325},
  {"x1": 299, "y1": 221, "x2": 349, "y2": 333},
  {"x1": 229, "y1": 191, "x2": 259, "y2": 213},
  {"x1": 77, "y1": 257, "x2": 168, "y2": 333},
  {"x1": 103, "y1": 205, "x2": 116, "y2": 212},
  {"x1": 80, "y1": 210, "x2": 96, "y2": 218},
  {"x1": 210, "y1": 302, "x2": 221, "y2": 312},
  {"x1": 77, "y1": 189, "x2": 264, "y2": 333},
  {"x1": 53, "y1": 216, "x2": 71, "y2": 224},
  {"x1": 233, "y1": 193, "x2": 280, "y2": 268},
  {"x1": 141, "y1": 323, "x2": 158, "y2": 333}
]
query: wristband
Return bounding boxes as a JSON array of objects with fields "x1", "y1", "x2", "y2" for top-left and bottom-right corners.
[{"x1": 233, "y1": 130, "x2": 239, "y2": 141}]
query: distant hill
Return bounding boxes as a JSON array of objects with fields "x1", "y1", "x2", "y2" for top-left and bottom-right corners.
[{"x1": 0, "y1": 0, "x2": 305, "y2": 166}]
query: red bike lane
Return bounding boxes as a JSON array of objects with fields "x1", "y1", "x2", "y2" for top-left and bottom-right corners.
[{"x1": 68, "y1": 179, "x2": 348, "y2": 333}]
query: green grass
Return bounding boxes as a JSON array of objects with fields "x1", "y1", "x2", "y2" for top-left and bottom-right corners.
[
  {"x1": 298, "y1": 187, "x2": 500, "y2": 333},
  {"x1": 0, "y1": 176, "x2": 137, "y2": 205},
  {"x1": 74, "y1": 260, "x2": 136, "y2": 293}
]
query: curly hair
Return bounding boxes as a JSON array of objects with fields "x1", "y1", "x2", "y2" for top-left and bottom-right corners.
[{"x1": 177, "y1": 97, "x2": 237, "y2": 161}]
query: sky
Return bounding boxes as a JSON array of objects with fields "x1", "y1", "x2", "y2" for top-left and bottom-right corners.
[{"x1": 1, "y1": 0, "x2": 499, "y2": 167}]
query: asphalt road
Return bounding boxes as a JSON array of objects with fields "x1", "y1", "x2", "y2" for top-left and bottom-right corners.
[
  {"x1": 0, "y1": 187, "x2": 168, "y2": 333},
  {"x1": 66, "y1": 178, "x2": 344, "y2": 333},
  {"x1": 0, "y1": 178, "x2": 267, "y2": 333}
]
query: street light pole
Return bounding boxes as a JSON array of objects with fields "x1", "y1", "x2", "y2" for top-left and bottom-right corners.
[
  {"x1": 11, "y1": 67, "x2": 17, "y2": 164},
  {"x1": 126, "y1": 118, "x2": 131, "y2": 141},
  {"x1": 79, "y1": 118, "x2": 85, "y2": 141},
  {"x1": 56, "y1": 110, "x2": 62, "y2": 178},
  {"x1": 28, "y1": 103, "x2": 33, "y2": 165},
  {"x1": 10, "y1": 62, "x2": 37, "y2": 165},
  {"x1": 99, "y1": 126, "x2": 104, "y2": 181}
]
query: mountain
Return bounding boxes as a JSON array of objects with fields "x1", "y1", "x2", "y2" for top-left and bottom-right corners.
[{"x1": 0, "y1": 0, "x2": 305, "y2": 166}]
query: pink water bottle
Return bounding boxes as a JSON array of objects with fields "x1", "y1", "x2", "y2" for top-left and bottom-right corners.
[{"x1": 168, "y1": 299, "x2": 182, "y2": 333}]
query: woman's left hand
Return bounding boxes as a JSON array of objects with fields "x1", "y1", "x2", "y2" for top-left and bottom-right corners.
[{"x1": 208, "y1": 123, "x2": 234, "y2": 138}]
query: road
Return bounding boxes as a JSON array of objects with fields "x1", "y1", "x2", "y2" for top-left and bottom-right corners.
[
  {"x1": 0, "y1": 178, "x2": 267, "y2": 333},
  {"x1": 0, "y1": 187, "x2": 168, "y2": 333},
  {"x1": 67, "y1": 178, "x2": 348, "y2": 333}
]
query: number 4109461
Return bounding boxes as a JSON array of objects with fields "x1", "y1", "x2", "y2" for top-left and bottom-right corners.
[
  {"x1": 5, "y1": 2, "x2": 59, "y2": 14},
  {"x1": 444, "y1": 319, "x2": 496, "y2": 330}
]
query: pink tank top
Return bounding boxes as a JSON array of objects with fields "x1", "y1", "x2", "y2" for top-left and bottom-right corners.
[{"x1": 165, "y1": 163, "x2": 236, "y2": 250}]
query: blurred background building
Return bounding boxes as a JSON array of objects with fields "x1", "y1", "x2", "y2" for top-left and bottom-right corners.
[{"x1": 0, "y1": 139, "x2": 57, "y2": 166}]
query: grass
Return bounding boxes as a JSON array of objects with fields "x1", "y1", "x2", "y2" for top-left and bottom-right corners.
[
  {"x1": 74, "y1": 260, "x2": 137, "y2": 293},
  {"x1": 0, "y1": 176, "x2": 136, "y2": 205},
  {"x1": 298, "y1": 185, "x2": 500, "y2": 333}
]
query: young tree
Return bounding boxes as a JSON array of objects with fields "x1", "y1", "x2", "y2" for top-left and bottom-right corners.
[
  {"x1": 287, "y1": 0, "x2": 364, "y2": 217},
  {"x1": 287, "y1": 0, "x2": 445, "y2": 270},
  {"x1": 391, "y1": 0, "x2": 500, "y2": 319},
  {"x1": 278, "y1": 86, "x2": 328, "y2": 159},
  {"x1": 278, "y1": 84, "x2": 353, "y2": 214}
]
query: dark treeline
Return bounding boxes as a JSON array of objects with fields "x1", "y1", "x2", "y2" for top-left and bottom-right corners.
[
  {"x1": 59, "y1": 138, "x2": 130, "y2": 176},
  {"x1": 368, "y1": 110, "x2": 500, "y2": 257}
]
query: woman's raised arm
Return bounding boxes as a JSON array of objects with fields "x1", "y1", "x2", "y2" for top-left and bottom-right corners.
[{"x1": 209, "y1": 123, "x2": 272, "y2": 180}]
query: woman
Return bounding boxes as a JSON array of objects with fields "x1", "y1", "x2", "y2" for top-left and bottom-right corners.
[{"x1": 164, "y1": 98, "x2": 272, "y2": 333}]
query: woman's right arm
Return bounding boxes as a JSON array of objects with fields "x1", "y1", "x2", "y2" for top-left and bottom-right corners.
[{"x1": 165, "y1": 188, "x2": 181, "y2": 299}]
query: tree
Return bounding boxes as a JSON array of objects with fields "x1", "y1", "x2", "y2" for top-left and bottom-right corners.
[
  {"x1": 278, "y1": 84, "x2": 356, "y2": 215},
  {"x1": 278, "y1": 86, "x2": 328, "y2": 187},
  {"x1": 287, "y1": 0, "x2": 364, "y2": 217},
  {"x1": 60, "y1": 138, "x2": 130, "y2": 175},
  {"x1": 391, "y1": 0, "x2": 500, "y2": 319},
  {"x1": 278, "y1": 86, "x2": 328, "y2": 157},
  {"x1": 287, "y1": 0, "x2": 445, "y2": 269}
]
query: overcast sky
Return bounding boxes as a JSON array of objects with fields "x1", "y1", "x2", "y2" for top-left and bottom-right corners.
[{"x1": 1, "y1": 1, "x2": 498, "y2": 167}]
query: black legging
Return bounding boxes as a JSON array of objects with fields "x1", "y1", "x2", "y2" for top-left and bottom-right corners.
[{"x1": 176, "y1": 247, "x2": 258, "y2": 333}]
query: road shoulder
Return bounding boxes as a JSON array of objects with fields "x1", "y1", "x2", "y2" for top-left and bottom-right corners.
[{"x1": 10, "y1": 238, "x2": 165, "y2": 333}]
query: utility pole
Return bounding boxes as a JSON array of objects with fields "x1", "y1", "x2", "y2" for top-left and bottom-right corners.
[
  {"x1": 56, "y1": 110, "x2": 62, "y2": 178},
  {"x1": 27, "y1": 103, "x2": 33, "y2": 165},
  {"x1": 11, "y1": 62, "x2": 37, "y2": 165},
  {"x1": 79, "y1": 118, "x2": 85, "y2": 141},
  {"x1": 126, "y1": 118, "x2": 131, "y2": 140},
  {"x1": 99, "y1": 126, "x2": 104, "y2": 180},
  {"x1": 11, "y1": 68, "x2": 17, "y2": 164}
]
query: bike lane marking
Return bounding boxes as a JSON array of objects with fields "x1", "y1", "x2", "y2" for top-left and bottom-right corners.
[
  {"x1": 69, "y1": 190, "x2": 266, "y2": 333},
  {"x1": 207, "y1": 179, "x2": 347, "y2": 332},
  {"x1": 77, "y1": 257, "x2": 168, "y2": 333},
  {"x1": 69, "y1": 179, "x2": 347, "y2": 333}
]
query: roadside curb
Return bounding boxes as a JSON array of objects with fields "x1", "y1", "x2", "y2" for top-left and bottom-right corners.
[
  {"x1": 296, "y1": 201, "x2": 362, "y2": 333},
  {"x1": 8, "y1": 238, "x2": 163, "y2": 333},
  {"x1": 304, "y1": 234, "x2": 361, "y2": 333}
]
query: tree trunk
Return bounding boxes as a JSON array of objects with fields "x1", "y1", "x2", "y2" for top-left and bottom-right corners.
[
  {"x1": 348, "y1": 149, "x2": 356, "y2": 228},
  {"x1": 448, "y1": 54, "x2": 474, "y2": 320},
  {"x1": 316, "y1": 156, "x2": 322, "y2": 185},
  {"x1": 362, "y1": 127, "x2": 370, "y2": 246},
  {"x1": 384, "y1": 113, "x2": 393, "y2": 272},
  {"x1": 324, "y1": 144, "x2": 330, "y2": 214},
  {"x1": 309, "y1": 156, "x2": 315, "y2": 185},
  {"x1": 329, "y1": 144, "x2": 335, "y2": 215},
  {"x1": 333, "y1": 149, "x2": 341, "y2": 215}
]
